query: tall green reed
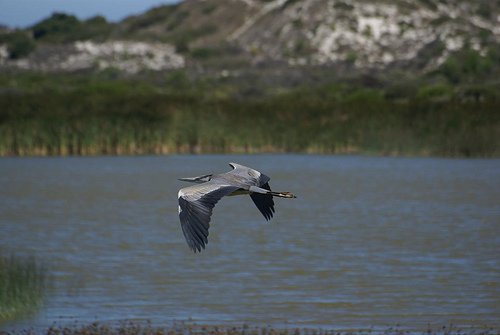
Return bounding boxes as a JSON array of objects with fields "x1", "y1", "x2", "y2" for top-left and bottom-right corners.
[
  {"x1": 0, "y1": 79, "x2": 498, "y2": 157},
  {"x1": 0, "y1": 255, "x2": 47, "y2": 323}
]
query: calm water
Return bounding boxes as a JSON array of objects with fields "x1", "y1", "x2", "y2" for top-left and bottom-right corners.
[{"x1": 1, "y1": 155, "x2": 499, "y2": 332}]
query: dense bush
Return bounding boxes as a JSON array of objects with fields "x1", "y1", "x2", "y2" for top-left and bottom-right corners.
[
  {"x1": 30, "y1": 12, "x2": 113, "y2": 43},
  {"x1": 0, "y1": 31, "x2": 36, "y2": 59},
  {"x1": 437, "y1": 48, "x2": 497, "y2": 84},
  {"x1": 32, "y1": 13, "x2": 81, "y2": 41}
]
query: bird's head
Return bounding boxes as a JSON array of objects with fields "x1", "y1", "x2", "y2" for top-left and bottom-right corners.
[{"x1": 178, "y1": 174, "x2": 213, "y2": 183}]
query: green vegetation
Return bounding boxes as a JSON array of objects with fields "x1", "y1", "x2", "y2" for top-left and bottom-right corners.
[
  {"x1": 0, "y1": 31, "x2": 36, "y2": 59},
  {"x1": 0, "y1": 14, "x2": 114, "y2": 60},
  {"x1": 32, "y1": 13, "x2": 81, "y2": 41},
  {"x1": 0, "y1": 70, "x2": 498, "y2": 157},
  {"x1": 437, "y1": 48, "x2": 495, "y2": 84},
  {"x1": 31, "y1": 12, "x2": 114, "y2": 44},
  {"x1": 0, "y1": 255, "x2": 47, "y2": 323}
]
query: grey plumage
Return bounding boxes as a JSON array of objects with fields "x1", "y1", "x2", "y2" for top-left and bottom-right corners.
[{"x1": 177, "y1": 162, "x2": 296, "y2": 252}]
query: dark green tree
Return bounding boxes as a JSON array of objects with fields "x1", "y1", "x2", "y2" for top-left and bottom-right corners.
[
  {"x1": 32, "y1": 12, "x2": 81, "y2": 42},
  {"x1": 0, "y1": 31, "x2": 36, "y2": 59}
]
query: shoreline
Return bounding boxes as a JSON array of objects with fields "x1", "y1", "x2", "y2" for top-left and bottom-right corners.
[
  {"x1": 0, "y1": 149, "x2": 499, "y2": 159},
  {"x1": 2, "y1": 321, "x2": 499, "y2": 335}
]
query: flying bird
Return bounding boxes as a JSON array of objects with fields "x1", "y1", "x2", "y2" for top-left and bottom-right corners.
[{"x1": 177, "y1": 162, "x2": 296, "y2": 252}]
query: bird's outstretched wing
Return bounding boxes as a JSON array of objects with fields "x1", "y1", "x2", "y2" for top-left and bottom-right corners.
[
  {"x1": 178, "y1": 182, "x2": 239, "y2": 252},
  {"x1": 228, "y1": 163, "x2": 275, "y2": 221},
  {"x1": 250, "y1": 182, "x2": 275, "y2": 221}
]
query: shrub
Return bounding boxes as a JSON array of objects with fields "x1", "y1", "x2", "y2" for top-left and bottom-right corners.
[
  {"x1": 0, "y1": 31, "x2": 36, "y2": 59},
  {"x1": 438, "y1": 49, "x2": 494, "y2": 84},
  {"x1": 416, "y1": 84, "x2": 453, "y2": 101},
  {"x1": 32, "y1": 12, "x2": 81, "y2": 41}
]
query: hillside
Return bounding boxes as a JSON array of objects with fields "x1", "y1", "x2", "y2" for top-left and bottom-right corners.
[
  {"x1": 1, "y1": 0, "x2": 500, "y2": 76},
  {"x1": 120, "y1": 0, "x2": 500, "y2": 70}
]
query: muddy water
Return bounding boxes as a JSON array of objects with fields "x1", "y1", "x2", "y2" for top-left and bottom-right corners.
[{"x1": 1, "y1": 155, "x2": 499, "y2": 331}]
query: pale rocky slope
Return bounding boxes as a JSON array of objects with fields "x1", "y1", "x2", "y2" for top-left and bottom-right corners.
[{"x1": 1, "y1": 0, "x2": 499, "y2": 73}]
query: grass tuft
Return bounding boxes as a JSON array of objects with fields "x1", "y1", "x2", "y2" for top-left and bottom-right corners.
[{"x1": 0, "y1": 255, "x2": 47, "y2": 323}]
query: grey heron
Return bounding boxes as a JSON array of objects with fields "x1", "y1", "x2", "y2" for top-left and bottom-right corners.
[{"x1": 177, "y1": 162, "x2": 296, "y2": 252}]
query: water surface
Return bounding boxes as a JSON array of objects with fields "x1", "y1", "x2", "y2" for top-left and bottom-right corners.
[{"x1": 1, "y1": 155, "x2": 499, "y2": 331}]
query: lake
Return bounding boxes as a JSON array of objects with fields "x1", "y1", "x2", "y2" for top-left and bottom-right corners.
[{"x1": 1, "y1": 155, "x2": 499, "y2": 332}]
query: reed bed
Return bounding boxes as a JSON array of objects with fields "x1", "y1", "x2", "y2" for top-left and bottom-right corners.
[
  {"x1": 0, "y1": 255, "x2": 46, "y2": 323},
  {"x1": 0, "y1": 75, "x2": 498, "y2": 157}
]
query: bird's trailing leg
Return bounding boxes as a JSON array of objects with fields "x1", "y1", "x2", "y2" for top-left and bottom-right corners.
[
  {"x1": 271, "y1": 191, "x2": 297, "y2": 198},
  {"x1": 249, "y1": 186, "x2": 297, "y2": 198}
]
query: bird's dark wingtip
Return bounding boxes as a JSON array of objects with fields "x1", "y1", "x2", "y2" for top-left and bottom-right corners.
[
  {"x1": 263, "y1": 209, "x2": 274, "y2": 221},
  {"x1": 191, "y1": 242, "x2": 206, "y2": 253}
]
